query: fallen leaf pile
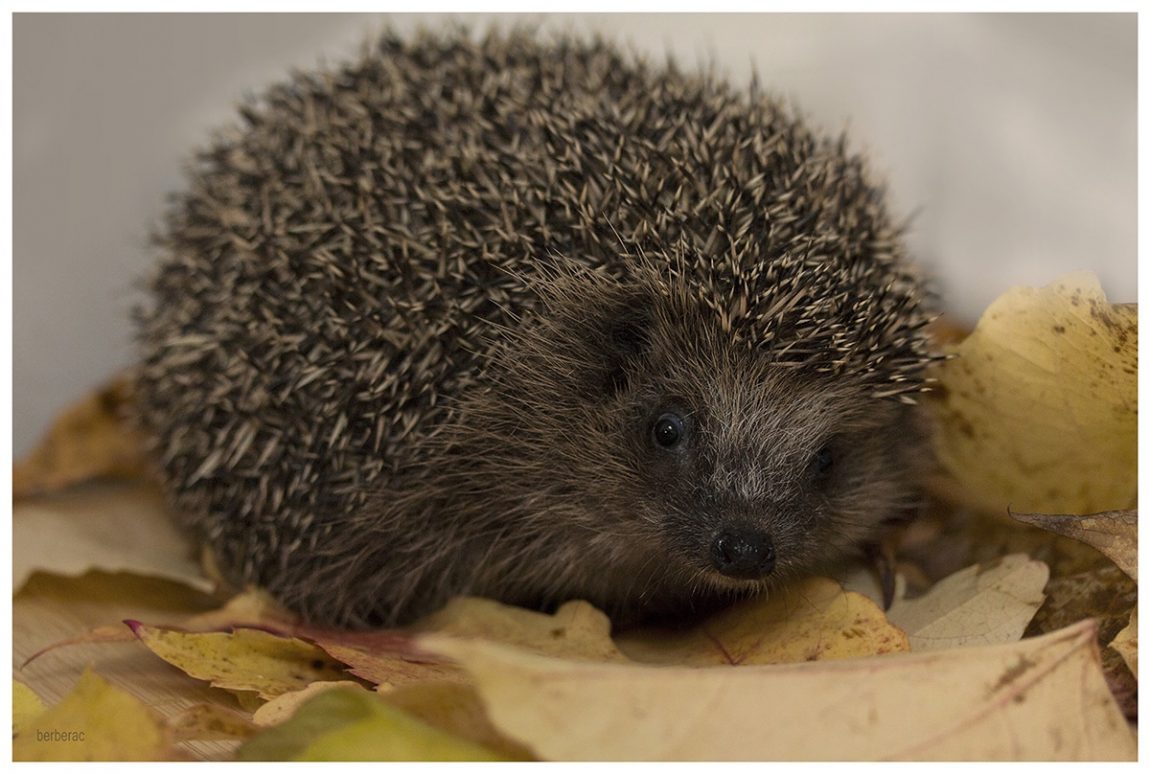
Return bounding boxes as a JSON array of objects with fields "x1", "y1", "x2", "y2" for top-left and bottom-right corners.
[{"x1": 12, "y1": 273, "x2": 1137, "y2": 760}]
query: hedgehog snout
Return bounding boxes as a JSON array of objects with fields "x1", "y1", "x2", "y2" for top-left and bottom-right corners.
[{"x1": 709, "y1": 528, "x2": 777, "y2": 579}]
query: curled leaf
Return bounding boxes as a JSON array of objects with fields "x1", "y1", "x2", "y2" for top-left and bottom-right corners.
[
  {"x1": 1009, "y1": 509, "x2": 1137, "y2": 581},
  {"x1": 423, "y1": 619, "x2": 1134, "y2": 761}
]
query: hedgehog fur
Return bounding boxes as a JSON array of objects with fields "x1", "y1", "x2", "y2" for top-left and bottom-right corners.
[{"x1": 134, "y1": 28, "x2": 937, "y2": 628}]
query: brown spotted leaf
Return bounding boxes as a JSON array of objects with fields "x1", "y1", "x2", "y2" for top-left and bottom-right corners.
[
  {"x1": 127, "y1": 622, "x2": 354, "y2": 700},
  {"x1": 1010, "y1": 509, "x2": 1137, "y2": 581},
  {"x1": 931, "y1": 273, "x2": 1136, "y2": 516}
]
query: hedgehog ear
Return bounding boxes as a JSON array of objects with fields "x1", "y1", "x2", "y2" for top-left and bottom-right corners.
[{"x1": 602, "y1": 299, "x2": 652, "y2": 396}]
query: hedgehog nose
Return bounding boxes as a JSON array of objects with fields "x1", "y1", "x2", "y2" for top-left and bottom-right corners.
[{"x1": 710, "y1": 530, "x2": 776, "y2": 579}]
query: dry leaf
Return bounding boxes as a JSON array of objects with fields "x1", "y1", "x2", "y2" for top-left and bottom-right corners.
[
  {"x1": 13, "y1": 668, "x2": 172, "y2": 761},
  {"x1": 306, "y1": 630, "x2": 465, "y2": 690},
  {"x1": 412, "y1": 596, "x2": 628, "y2": 662},
  {"x1": 423, "y1": 618, "x2": 1134, "y2": 761},
  {"x1": 1109, "y1": 606, "x2": 1137, "y2": 679},
  {"x1": 13, "y1": 570, "x2": 241, "y2": 761},
  {"x1": 886, "y1": 554, "x2": 1048, "y2": 651},
  {"x1": 1010, "y1": 509, "x2": 1137, "y2": 581},
  {"x1": 181, "y1": 587, "x2": 298, "y2": 631},
  {"x1": 305, "y1": 597, "x2": 626, "y2": 690},
  {"x1": 616, "y1": 576, "x2": 908, "y2": 665},
  {"x1": 252, "y1": 681, "x2": 368, "y2": 726},
  {"x1": 931, "y1": 273, "x2": 1136, "y2": 516},
  {"x1": 168, "y1": 703, "x2": 260, "y2": 742},
  {"x1": 381, "y1": 680, "x2": 536, "y2": 760},
  {"x1": 236, "y1": 686, "x2": 506, "y2": 761},
  {"x1": 1024, "y1": 564, "x2": 1136, "y2": 643},
  {"x1": 16, "y1": 570, "x2": 220, "y2": 667},
  {"x1": 13, "y1": 680, "x2": 46, "y2": 738},
  {"x1": 13, "y1": 373, "x2": 148, "y2": 499},
  {"x1": 127, "y1": 622, "x2": 352, "y2": 700},
  {"x1": 22, "y1": 624, "x2": 137, "y2": 667},
  {"x1": 13, "y1": 482, "x2": 210, "y2": 592}
]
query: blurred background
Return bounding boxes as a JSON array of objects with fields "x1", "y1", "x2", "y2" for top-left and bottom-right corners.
[{"x1": 13, "y1": 12, "x2": 1137, "y2": 458}]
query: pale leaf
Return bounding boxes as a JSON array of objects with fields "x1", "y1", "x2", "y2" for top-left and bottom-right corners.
[
  {"x1": 886, "y1": 554, "x2": 1048, "y2": 650},
  {"x1": 13, "y1": 482, "x2": 210, "y2": 592},
  {"x1": 423, "y1": 619, "x2": 1134, "y2": 761}
]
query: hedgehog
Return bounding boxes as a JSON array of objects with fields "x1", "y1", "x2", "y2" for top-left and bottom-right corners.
[{"x1": 133, "y1": 28, "x2": 937, "y2": 628}]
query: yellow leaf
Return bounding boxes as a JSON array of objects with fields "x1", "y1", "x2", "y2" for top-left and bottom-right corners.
[
  {"x1": 13, "y1": 668, "x2": 171, "y2": 761},
  {"x1": 128, "y1": 622, "x2": 352, "y2": 699},
  {"x1": 304, "y1": 597, "x2": 625, "y2": 691},
  {"x1": 13, "y1": 680, "x2": 45, "y2": 738},
  {"x1": 13, "y1": 373, "x2": 148, "y2": 499},
  {"x1": 886, "y1": 554, "x2": 1048, "y2": 651},
  {"x1": 616, "y1": 576, "x2": 908, "y2": 665},
  {"x1": 236, "y1": 686, "x2": 506, "y2": 761},
  {"x1": 181, "y1": 587, "x2": 298, "y2": 631},
  {"x1": 167, "y1": 703, "x2": 259, "y2": 742},
  {"x1": 382, "y1": 680, "x2": 536, "y2": 760},
  {"x1": 252, "y1": 681, "x2": 367, "y2": 726},
  {"x1": 1010, "y1": 509, "x2": 1137, "y2": 581},
  {"x1": 412, "y1": 596, "x2": 628, "y2": 662},
  {"x1": 423, "y1": 619, "x2": 1134, "y2": 761},
  {"x1": 1109, "y1": 606, "x2": 1137, "y2": 679},
  {"x1": 931, "y1": 273, "x2": 1136, "y2": 515}
]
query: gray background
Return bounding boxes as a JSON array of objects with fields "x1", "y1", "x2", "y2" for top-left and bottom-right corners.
[{"x1": 13, "y1": 13, "x2": 1137, "y2": 457}]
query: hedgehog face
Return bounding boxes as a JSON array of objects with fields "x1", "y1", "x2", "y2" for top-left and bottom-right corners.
[
  {"x1": 472, "y1": 270, "x2": 926, "y2": 616},
  {"x1": 608, "y1": 298, "x2": 924, "y2": 597}
]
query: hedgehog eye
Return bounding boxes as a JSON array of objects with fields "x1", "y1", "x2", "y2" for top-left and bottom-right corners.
[
  {"x1": 812, "y1": 445, "x2": 834, "y2": 478},
  {"x1": 652, "y1": 413, "x2": 685, "y2": 449}
]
